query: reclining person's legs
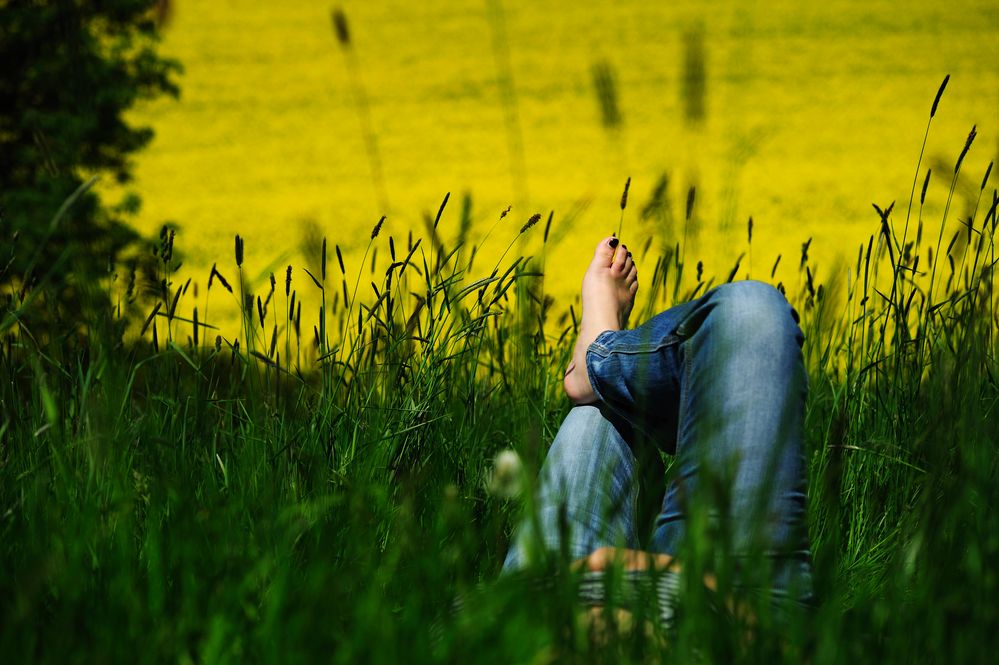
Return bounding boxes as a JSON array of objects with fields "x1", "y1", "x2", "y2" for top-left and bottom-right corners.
[
  {"x1": 586, "y1": 280, "x2": 812, "y2": 600},
  {"x1": 508, "y1": 237, "x2": 811, "y2": 604},
  {"x1": 502, "y1": 404, "x2": 640, "y2": 572}
]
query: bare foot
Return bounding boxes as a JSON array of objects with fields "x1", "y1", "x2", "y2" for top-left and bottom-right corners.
[
  {"x1": 575, "y1": 546, "x2": 718, "y2": 593},
  {"x1": 574, "y1": 546, "x2": 677, "y2": 574},
  {"x1": 576, "y1": 547, "x2": 677, "y2": 648},
  {"x1": 563, "y1": 237, "x2": 639, "y2": 404}
]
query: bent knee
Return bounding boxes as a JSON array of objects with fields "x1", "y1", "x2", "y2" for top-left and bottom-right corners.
[
  {"x1": 545, "y1": 406, "x2": 632, "y2": 474},
  {"x1": 700, "y1": 281, "x2": 802, "y2": 352},
  {"x1": 550, "y1": 406, "x2": 619, "y2": 457}
]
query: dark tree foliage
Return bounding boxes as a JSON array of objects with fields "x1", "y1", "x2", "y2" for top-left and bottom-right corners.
[{"x1": 0, "y1": 0, "x2": 180, "y2": 338}]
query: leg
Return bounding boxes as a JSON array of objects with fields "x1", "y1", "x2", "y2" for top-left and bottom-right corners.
[
  {"x1": 502, "y1": 405, "x2": 641, "y2": 572},
  {"x1": 586, "y1": 281, "x2": 812, "y2": 599},
  {"x1": 563, "y1": 236, "x2": 638, "y2": 404}
]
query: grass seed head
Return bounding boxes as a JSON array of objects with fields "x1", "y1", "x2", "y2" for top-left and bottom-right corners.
[
  {"x1": 331, "y1": 8, "x2": 350, "y2": 47},
  {"x1": 321, "y1": 238, "x2": 327, "y2": 281},
  {"x1": 591, "y1": 59, "x2": 622, "y2": 130},
  {"x1": 930, "y1": 74, "x2": 949, "y2": 118},
  {"x1": 620, "y1": 176, "x2": 631, "y2": 210},
  {"x1": 954, "y1": 125, "x2": 977, "y2": 175},
  {"x1": 520, "y1": 213, "x2": 541, "y2": 234},
  {"x1": 987, "y1": 191, "x2": 999, "y2": 232},
  {"x1": 336, "y1": 245, "x2": 345, "y2": 275},
  {"x1": 371, "y1": 215, "x2": 386, "y2": 239},
  {"x1": 209, "y1": 264, "x2": 233, "y2": 293},
  {"x1": 434, "y1": 193, "x2": 450, "y2": 230}
]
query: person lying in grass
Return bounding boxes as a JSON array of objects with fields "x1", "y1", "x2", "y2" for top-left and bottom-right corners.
[{"x1": 502, "y1": 236, "x2": 813, "y2": 629}]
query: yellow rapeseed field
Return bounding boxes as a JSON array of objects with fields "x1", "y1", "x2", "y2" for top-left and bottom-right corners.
[{"x1": 114, "y1": 0, "x2": 999, "y2": 332}]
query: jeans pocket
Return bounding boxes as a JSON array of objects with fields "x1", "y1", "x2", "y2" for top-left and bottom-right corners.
[{"x1": 673, "y1": 294, "x2": 713, "y2": 338}]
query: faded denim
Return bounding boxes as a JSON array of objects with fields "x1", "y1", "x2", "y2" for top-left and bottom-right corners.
[{"x1": 503, "y1": 280, "x2": 813, "y2": 604}]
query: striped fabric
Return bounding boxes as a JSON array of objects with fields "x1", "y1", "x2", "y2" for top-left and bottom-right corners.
[
  {"x1": 437, "y1": 568, "x2": 683, "y2": 639},
  {"x1": 432, "y1": 567, "x2": 814, "y2": 646}
]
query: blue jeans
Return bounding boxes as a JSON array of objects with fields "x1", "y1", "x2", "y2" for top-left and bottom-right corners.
[{"x1": 503, "y1": 280, "x2": 812, "y2": 603}]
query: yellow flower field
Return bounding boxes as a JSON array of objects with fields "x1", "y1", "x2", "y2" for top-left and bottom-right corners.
[{"x1": 116, "y1": 0, "x2": 999, "y2": 329}]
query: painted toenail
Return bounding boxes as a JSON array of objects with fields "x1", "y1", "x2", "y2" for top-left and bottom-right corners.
[{"x1": 609, "y1": 238, "x2": 619, "y2": 248}]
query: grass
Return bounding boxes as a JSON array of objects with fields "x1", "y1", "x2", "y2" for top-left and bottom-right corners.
[{"x1": 2, "y1": 106, "x2": 999, "y2": 663}]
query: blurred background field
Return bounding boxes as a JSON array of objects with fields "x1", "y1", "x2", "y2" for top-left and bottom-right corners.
[{"x1": 117, "y1": 0, "x2": 999, "y2": 320}]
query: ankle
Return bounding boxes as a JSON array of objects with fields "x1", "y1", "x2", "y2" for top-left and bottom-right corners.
[{"x1": 564, "y1": 364, "x2": 597, "y2": 404}]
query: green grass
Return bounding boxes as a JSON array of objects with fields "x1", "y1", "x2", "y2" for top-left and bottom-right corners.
[{"x1": 2, "y1": 120, "x2": 998, "y2": 663}]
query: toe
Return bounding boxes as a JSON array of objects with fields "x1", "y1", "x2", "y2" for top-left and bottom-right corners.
[
  {"x1": 626, "y1": 264, "x2": 637, "y2": 285},
  {"x1": 611, "y1": 244, "x2": 629, "y2": 274},
  {"x1": 593, "y1": 236, "x2": 619, "y2": 266},
  {"x1": 621, "y1": 253, "x2": 634, "y2": 277}
]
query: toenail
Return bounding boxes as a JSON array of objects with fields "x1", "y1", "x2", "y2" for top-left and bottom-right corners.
[
  {"x1": 609, "y1": 238, "x2": 619, "y2": 248},
  {"x1": 627, "y1": 251, "x2": 632, "y2": 257}
]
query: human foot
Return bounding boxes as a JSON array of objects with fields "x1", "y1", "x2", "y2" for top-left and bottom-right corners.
[
  {"x1": 563, "y1": 237, "x2": 639, "y2": 404},
  {"x1": 575, "y1": 547, "x2": 717, "y2": 592},
  {"x1": 575, "y1": 547, "x2": 676, "y2": 574}
]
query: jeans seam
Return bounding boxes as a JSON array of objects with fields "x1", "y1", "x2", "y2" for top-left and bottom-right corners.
[
  {"x1": 680, "y1": 335, "x2": 693, "y2": 443},
  {"x1": 588, "y1": 335, "x2": 682, "y2": 357},
  {"x1": 584, "y1": 341, "x2": 607, "y2": 406}
]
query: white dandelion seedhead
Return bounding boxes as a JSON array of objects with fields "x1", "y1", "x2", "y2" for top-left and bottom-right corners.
[{"x1": 486, "y1": 449, "x2": 524, "y2": 500}]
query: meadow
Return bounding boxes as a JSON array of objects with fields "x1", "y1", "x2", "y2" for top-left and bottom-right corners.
[
  {"x1": 3, "y1": 72, "x2": 999, "y2": 660},
  {"x1": 4, "y1": 1, "x2": 999, "y2": 662}
]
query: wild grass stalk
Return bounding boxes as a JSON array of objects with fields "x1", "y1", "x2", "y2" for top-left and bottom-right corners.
[
  {"x1": 484, "y1": 0, "x2": 529, "y2": 208},
  {"x1": 617, "y1": 176, "x2": 630, "y2": 239},
  {"x1": 331, "y1": 8, "x2": 389, "y2": 215},
  {"x1": 902, "y1": 75, "x2": 949, "y2": 256}
]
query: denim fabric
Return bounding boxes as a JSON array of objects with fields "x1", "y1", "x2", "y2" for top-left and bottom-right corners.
[
  {"x1": 503, "y1": 280, "x2": 813, "y2": 603},
  {"x1": 502, "y1": 404, "x2": 641, "y2": 570}
]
